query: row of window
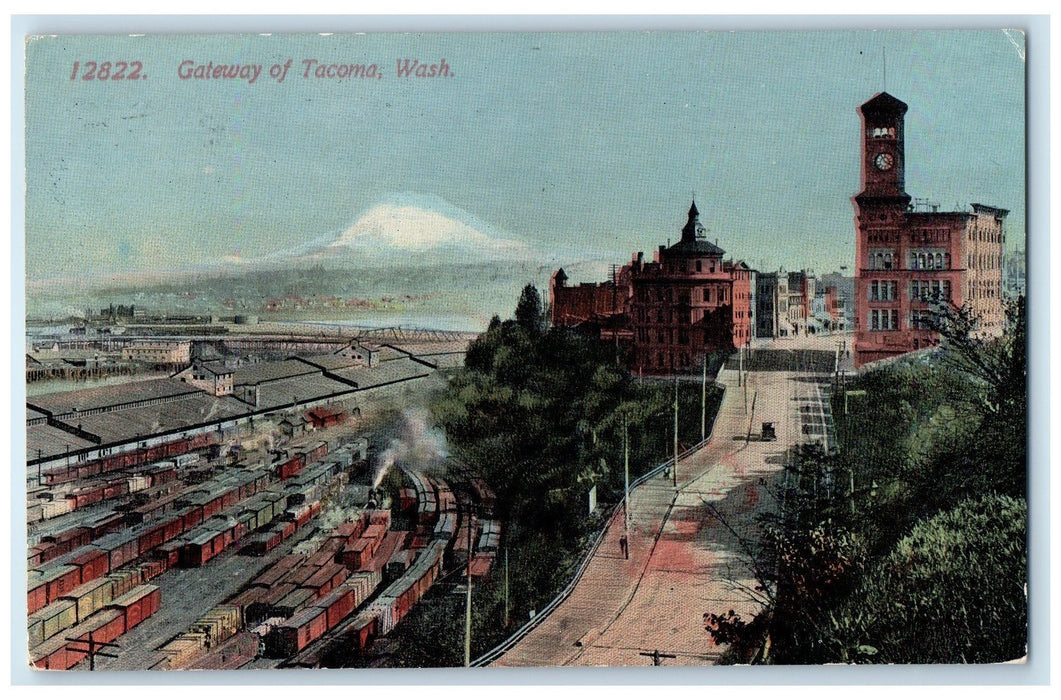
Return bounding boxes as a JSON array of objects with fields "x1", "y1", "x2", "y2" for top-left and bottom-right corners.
[
  {"x1": 869, "y1": 309, "x2": 900, "y2": 331},
  {"x1": 866, "y1": 232, "x2": 899, "y2": 244},
  {"x1": 970, "y1": 279, "x2": 1002, "y2": 300},
  {"x1": 910, "y1": 280, "x2": 952, "y2": 301},
  {"x1": 869, "y1": 280, "x2": 898, "y2": 302},
  {"x1": 969, "y1": 252, "x2": 1002, "y2": 270},
  {"x1": 667, "y1": 258, "x2": 721, "y2": 274},
  {"x1": 869, "y1": 250, "x2": 953, "y2": 271},
  {"x1": 912, "y1": 229, "x2": 951, "y2": 244},
  {"x1": 971, "y1": 226, "x2": 1003, "y2": 244},
  {"x1": 867, "y1": 279, "x2": 951, "y2": 303},
  {"x1": 636, "y1": 286, "x2": 732, "y2": 305},
  {"x1": 909, "y1": 251, "x2": 949, "y2": 270},
  {"x1": 869, "y1": 126, "x2": 897, "y2": 138},
  {"x1": 869, "y1": 309, "x2": 949, "y2": 332}
]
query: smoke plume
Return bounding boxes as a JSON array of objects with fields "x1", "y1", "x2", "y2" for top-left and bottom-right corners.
[{"x1": 373, "y1": 408, "x2": 449, "y2": 489}]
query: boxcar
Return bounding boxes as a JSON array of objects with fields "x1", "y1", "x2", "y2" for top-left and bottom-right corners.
[
  {"x1": 267, "y1": 606, "x2": 327, "y2": 658},
  {"x1": 105, "y1": 584, "x2": 160, "y2": 631},
  {"x1": 58, "y1": 577, "x2": 115, "y2": 625}
]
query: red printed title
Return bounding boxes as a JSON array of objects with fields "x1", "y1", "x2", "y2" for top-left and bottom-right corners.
[{"x1": 69, "y1": 58, "x2": 454, "y2": 83}]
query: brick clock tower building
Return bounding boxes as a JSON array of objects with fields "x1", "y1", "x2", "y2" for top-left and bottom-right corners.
[{"x1": 853, "y1": 92, "x2": 1008, "y2": 367}]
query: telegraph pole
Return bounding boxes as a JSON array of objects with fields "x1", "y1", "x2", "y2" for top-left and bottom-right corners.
[
  {"x1": 624, "y1": 414, "x2": 631, "y2": 540},
  {"x1": 738, "y1": 344, "x2": 743, "y2": 386},
  {"x1": 700, "y1": 355, "x2": 707, "y2": 442},
  {"x1": 639, "y1": 649, "x2": 677, "y2": 666},
  {"x1": 503, "y1": 547, "x2": 510, "y2": 628},
  {"x1": 65, "y1": 631, "x2": 118, "y2": 670},
  {"x1": 464, "y1": 512, "x2": 473, "y2": 666},
  {"x1": 672, "y1": 377, "x2": 679, "y2": 488}
]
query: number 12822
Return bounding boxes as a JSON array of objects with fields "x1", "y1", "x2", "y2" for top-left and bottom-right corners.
[{"x1": 70, "y1": 61, "x2": 145, "y2": 81}]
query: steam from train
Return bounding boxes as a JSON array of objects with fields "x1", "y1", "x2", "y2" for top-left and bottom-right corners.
[{"x1": 372, "y1": 409, "x2": 449, "y2": 489}]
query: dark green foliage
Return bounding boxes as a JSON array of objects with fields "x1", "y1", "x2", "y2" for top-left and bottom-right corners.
[
  {"x1": 822, "y1": 494, "x2": 1027, "y2": 664},
  {"x1": 514, "y1": 284, "x2": 545, "y2": 336},
  {"x1": 381, "y1": 294, "x2": 721, "y2": 666},
  {"x1": 710, "y1": 299, "x2": 1027, "y2": 664}
]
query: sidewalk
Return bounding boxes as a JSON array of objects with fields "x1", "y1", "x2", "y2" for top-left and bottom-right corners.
[{"x1": 494, "y1": 367, "x2": 805, "y2": 667}]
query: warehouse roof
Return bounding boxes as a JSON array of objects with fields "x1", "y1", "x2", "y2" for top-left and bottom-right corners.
[
  {"x1": 27, "y1": 378, "x2": 201, "y2": 417},
  {"x1": 253, "y1": 374, "x2": 356, "y2": 411},
  {"x1": 25, "y1": 423, "x2": 97, "y2": 461},
  {"x1": 231, "y1": 359, "x2": 320, "y2": 386},
  {"x1": 69, "y1": 394, "x2": 249, "y2": 444},
  {"x1": 292, "y1": 354, "x2": 365, "y2": 371},
  {"x1": 330, "y1": 357, "x2": 432, "y2": 389}
]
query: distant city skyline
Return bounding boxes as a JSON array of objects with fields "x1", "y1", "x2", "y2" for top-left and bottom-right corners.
[{"x1": 25, "y1": 30, "x2": 1026, "y2": 285}]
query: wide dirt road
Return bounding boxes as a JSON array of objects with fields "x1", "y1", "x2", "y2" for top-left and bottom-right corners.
[{"x1": 495, "y1": 356, "x2": 833, "y2": 667}]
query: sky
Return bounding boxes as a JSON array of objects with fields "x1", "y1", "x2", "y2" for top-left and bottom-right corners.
[{"x1": 24, "y1": 29, "x2": 1026, "y2": 285}]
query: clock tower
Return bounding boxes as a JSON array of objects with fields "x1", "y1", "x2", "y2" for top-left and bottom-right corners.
[{"x1": 855, "y1": 91, "x2": 911, "y2": 206}]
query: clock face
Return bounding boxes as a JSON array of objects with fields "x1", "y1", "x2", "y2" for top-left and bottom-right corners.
[{"x1": 874, "y1": 152, "x2": 894, "y2": 171}]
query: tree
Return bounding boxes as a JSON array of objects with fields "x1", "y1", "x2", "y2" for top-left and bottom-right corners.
[
  {"x1": 926, "y1": 295, "x2": 1026, "y2": 498},
  {"x1": 514, "y1": 284, "x2": 544, "y2": 336},
  {"x1": 820, "y1": 493, "x2": 1027, "y2": 663},
  {"x1": 705, "y1": 446, "x2": 867, "y2": 665}
]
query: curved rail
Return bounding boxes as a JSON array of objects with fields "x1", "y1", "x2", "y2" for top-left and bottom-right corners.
[{"x1": 471, "y1": 382, "x2": 724, "y2": 667}]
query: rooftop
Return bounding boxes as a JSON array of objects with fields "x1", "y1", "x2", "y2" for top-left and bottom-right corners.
[
  {"x1": 231, "y1": 359, "x2": 320, "y2": 386},
  {"x1": 291, "y1": 354, "x2": 365, "y2": 371},
  {"x1": 27, "y1": 378, "x2": 200, "y2": 417},
  {"x1": 329, "y1": 357, "x2": 432, "y2": 389}
]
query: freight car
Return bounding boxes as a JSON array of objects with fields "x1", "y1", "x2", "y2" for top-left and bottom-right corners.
[
  {"x1": 40, "y1": 433, "x2": 217, "y2": 487},
  {"x1": 30, "y1": 584, "x2": 160, "y2": 670},
  {"x1": 262, "y1": 569, "x2": 382, "y2": 659},
  {"x1": 365, "y1": 539, "x2": 446, "y2": 636}
]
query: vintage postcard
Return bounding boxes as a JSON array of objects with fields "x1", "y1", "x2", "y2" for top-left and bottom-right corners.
[{"x1": 21, "y1": 27, "x2": 1027, "y2": 672}]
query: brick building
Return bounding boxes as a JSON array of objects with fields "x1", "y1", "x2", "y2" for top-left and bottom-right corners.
[
  {"x1": 853, "y1": 92, "x2": 1007, "y2": 366},
  {"x1": 550, "y1": 202, "x2": 752, "y2": 375},
  {"x1": 755, "y1": 272, "x2": 783, "y2": 338},
  {"x1": 786, "y1": 270, "x2": 816, "y2": 335}
]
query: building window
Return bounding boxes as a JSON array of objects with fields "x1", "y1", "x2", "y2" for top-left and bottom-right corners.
[{"x1": 696, "y1": 260, "x2": 702, "y2": 272}]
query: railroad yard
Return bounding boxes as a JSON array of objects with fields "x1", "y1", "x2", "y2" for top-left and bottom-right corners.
[{"x1": 24, "y1": 336, "x2": 504, "y2": 671}]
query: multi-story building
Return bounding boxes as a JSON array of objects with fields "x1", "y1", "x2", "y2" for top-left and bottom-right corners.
[
  {"x1": 755, "y1": 272, "x2": 781, "y2": 338},
  {"x1": 175, "y1": 362, "x2": 234, "y2": 396},
  {"x1": 120, "y1": 341, "x2": 192, "y2": 367},
  {"x1": 822, "y1": 285, "x2": 845, "y2": 330},
  {"x1": 853, "y1": 92, "x2": 1007, "y2": 366},
  {"x1": 786, "y1": 270, "x2": 816, "y2": 335},
  {"x1": 550, "y1": 201, "x2": 752, "y2": 375}
]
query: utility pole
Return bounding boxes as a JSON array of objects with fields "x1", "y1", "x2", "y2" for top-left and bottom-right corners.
[
  {"x1": 65, "y1": 631, "x2": 118, "y2": 670},
  {"x1": 672, "y1": 377, "x2": 679, "y2": 488},
  {"x1": 700, "y1": 355, "x2": 707, "y2": 442},
  {"x1": 738, "y1": 344, "x2": 743, "y2": 387},
  {"x1": 503, "y1": 547, "x2": 510, "y2": 628},
  {"x1": 639, "y1": 649, "x2": 677, "y2": 666},
  {"x1": 624, "y1": 414, "x2": 631, "y2": 540},
  {"x1": 464, "y1": 511, "x2": 473, "y2": 667}
]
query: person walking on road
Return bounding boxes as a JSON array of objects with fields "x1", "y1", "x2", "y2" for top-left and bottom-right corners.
[{"x1": 619, "y1": 533, "x2": 629, "y2": 559}]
